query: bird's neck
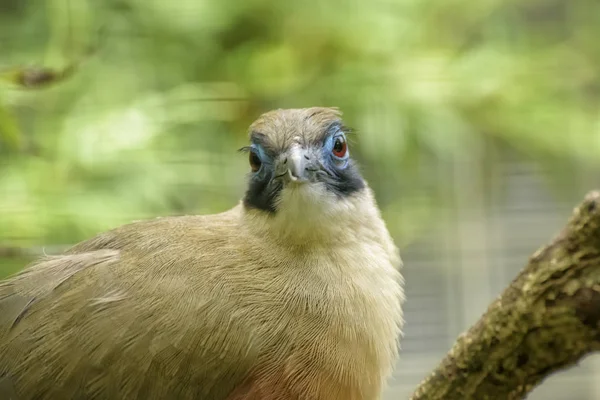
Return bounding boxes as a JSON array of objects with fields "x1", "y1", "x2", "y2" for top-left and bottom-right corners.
[{"x1": 239, "y1": 187, "x2": 390, "y2": 249}]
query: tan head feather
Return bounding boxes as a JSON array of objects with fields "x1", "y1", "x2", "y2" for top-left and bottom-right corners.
[{"x1": 248, "y1": 107, "x2": 343, "y2": 152}]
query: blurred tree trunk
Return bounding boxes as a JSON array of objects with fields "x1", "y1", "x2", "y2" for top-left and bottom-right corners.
[{"x1": 410, "y1": 191, "x2": 600, "y2": 400}]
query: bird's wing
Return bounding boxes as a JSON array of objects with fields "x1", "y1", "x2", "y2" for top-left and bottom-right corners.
[{"x1": 0, "y1": 246, "x2": 258, "y2": 400}]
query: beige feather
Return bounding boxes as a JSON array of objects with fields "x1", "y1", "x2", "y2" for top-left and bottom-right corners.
[{"x1": 0, "y1": 107, "x2": 404, "y2": 400}]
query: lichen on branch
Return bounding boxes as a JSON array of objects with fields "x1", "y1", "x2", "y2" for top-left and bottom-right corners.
[{"x1": 410, "y1": 191, "x2": 600, "y2": 400}]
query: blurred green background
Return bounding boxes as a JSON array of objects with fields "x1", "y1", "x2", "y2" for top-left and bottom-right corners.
[{"x1": 1, "y1": 1, "x2": 600, "y2": 397}]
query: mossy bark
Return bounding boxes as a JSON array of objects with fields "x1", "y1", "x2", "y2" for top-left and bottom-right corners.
[{"x1": 410, "y1": 191, "x2": 600, "y2": 400}]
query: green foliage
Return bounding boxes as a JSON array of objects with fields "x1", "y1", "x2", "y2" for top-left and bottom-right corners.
[
  {"x1": 1, "y1": 0, "x2": 599, "y2": 276},
  {"x1": 0, "y1": 256, "x2": 32, "y2": 279}
]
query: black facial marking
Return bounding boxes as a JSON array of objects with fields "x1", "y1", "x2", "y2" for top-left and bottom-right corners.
[
  {"x1": 242, "y1": 125, "x2": 365, "y2": 214},
  {"x1": 319, "y1": 160, "x2": 365, "y2": 197},
  {"x1": 243, "y1": 169, "x2": 282, "y2": 213},
  {"x1": 242, "y1": 138, "x2": 282, "y2": 213}
]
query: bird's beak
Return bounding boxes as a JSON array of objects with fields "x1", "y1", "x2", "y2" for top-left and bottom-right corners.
[{"x1": 276, "y1": 146, "x2": 315, "y2": 184}]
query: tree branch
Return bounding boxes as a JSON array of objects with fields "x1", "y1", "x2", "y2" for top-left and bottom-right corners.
[{"x1": 409, "y1": 191, "x2": 600, "y2": 399}]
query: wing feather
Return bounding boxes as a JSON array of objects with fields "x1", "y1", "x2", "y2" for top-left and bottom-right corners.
[{"x1": 0, "y1": 232, "x2": 257, "y2": 400}]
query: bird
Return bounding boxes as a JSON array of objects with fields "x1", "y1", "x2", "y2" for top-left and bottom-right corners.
[{"x1": 0, "y1": 107, "x2": 404, "y2": 400}]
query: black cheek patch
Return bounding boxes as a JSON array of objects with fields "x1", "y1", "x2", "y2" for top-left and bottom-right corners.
[
  {"x1": 243, "y1": 171, "x2": 283, "y2": 214},
  {"x1": 321, "y1": 161, "x2": 365, "y2": 197},
  {"x1": 243, "y1": 159, "x2": 365, "y2": 213}
]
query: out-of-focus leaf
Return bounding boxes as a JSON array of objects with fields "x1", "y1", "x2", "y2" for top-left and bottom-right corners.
[
  {"x1": 0, "y1": 100, "x2": 21, "y2": 150},
  {"x1": 0, "y1": 0, "x2": 599, "y2": 259},
  {"x1": 60, "y1": 103, "x2": 158, "y2": 166}
]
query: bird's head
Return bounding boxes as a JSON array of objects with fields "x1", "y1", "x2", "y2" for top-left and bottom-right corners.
[{"x1": 240, "y1": 107, "x2": 382, "y2": 245}]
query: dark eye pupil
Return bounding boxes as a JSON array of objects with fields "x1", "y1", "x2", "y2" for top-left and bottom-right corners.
[
  {"x1": 334, "y1": 138, "x2": 344, "y2": 152},
  {"x1": 249, "y1": 152, "x2": 261, "y2": 172}
]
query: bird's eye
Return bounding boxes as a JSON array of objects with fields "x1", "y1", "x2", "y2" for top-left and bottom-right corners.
[
  {"x1": 249, "y1": 151, "x2": 262, "y2": 172},
  {"x1": 332, "y1": 136, "x2": 347, "y2": 158}
]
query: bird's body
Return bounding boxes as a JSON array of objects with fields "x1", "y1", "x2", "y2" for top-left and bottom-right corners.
[{"x1": 0, "y1": 108, "x2": 404, "y2": 400}]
